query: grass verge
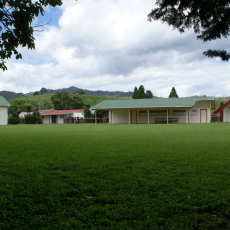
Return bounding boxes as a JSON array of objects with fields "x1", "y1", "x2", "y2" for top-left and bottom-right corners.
[{"x1": 0, "y1": 123, "x2": 230, "y2": 229}]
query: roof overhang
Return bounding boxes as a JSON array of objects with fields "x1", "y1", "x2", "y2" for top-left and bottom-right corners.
[{"x1": 92, "y1": 106, "x2": 193, "y2": 110}]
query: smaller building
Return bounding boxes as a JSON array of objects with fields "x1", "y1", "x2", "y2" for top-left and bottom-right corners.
[
  {"x1": 19, "y1": 112, "x2": 33, "y2": 118},
  {"x1": 40, "y1": 109, "x2": 85, "y2": 124},
  {"x1": 0, "y1": 96, "x2": 11, "y2": 125},
  {"x1": 213, "y1": 100, "x2": 230, "y2": 122}
]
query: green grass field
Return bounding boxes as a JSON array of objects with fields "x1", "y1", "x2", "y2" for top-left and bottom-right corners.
[{"x1": 1, "y1": 123, "x2": 230, "y2": 229}]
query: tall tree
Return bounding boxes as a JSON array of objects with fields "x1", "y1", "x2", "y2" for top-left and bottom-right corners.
[
  {"x1": 138, "y1": 85, "x2": 146, "y2": 99},
  {"x1": 168, "y1": 87, "x2": 179, "y2": 98},
  {"x1": 132, "y1": 86, "x2": 139, "y2": 99},
  {"x1": 51, "y1": 91, "x2": 84, "y2": 110},
  {"x1": 148, "y1": 0, "x2": 230, "y2": 61},
  {"x1": 132, "y1": 85, "x2": 154, "y2": 99},
  {"x1": 0, "y1": 0, "x2": 62, "y2": 71}
]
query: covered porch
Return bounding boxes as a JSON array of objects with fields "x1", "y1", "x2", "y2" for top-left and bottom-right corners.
[{"x1": 109, "y1": 108, "x2": 190, "y2": 124}]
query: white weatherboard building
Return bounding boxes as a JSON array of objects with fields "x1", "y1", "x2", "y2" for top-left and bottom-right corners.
[
  {"x1": 0, "y1": 96, "x2": 11, "y2": 125},
  {"x1": 92, "y1": 97, "x2": 215, "y2": 124},
  {"x1": 40, "y1": 109, "x2": 85, "y2": 124}
]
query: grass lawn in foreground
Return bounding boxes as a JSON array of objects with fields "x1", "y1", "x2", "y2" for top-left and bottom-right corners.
[{"x1": 0, "y1": 123, "x2": 230, "y2": 229}]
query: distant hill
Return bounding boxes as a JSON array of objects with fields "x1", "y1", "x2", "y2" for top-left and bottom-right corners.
[
  {"x1": 43, "y1": 86, "x2": 134, "y2": 97},
  {"x1": 1, "y1": 86, "x2": 160, "y2": 100},
  {"x1": 0, "y1": 91, "x2": 24, "y2": 101}
]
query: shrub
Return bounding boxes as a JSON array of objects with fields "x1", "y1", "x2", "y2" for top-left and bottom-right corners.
[
  {"x1": 31, "y1": 111, "x2": 42, "y2": 124},
  {"x1": 9, "y1": 112, "x2": 20, "y2": 124},
  {"x1": 84, "y1": 108, "x2": 93, "y2": 118},
  {"x1": 25, "y1": 114, "x2": 32, "y2": 124}
]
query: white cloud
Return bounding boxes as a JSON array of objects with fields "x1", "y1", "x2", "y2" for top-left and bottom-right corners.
[{"x1": 1, "y1": 0, "x2": 230, "y2": 97}]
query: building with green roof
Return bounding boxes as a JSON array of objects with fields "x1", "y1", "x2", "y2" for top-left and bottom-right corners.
[
  {"x1": 92, "y1": 97, "x2": 215, "y2": 124},
  {"x1": 0, "y1": 96, "x2": 11, "y2": 125}
]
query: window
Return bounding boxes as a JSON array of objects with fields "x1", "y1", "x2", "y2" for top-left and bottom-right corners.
[
  {"x1": 60, "y1": 115, "x2": 64, "y2": 118},
  {"x1": 139, "y1": 111, "x2": 147, "y2": 116},
  {"x1": 191, "y1": 109, "x2": 198, "y2": 115}
]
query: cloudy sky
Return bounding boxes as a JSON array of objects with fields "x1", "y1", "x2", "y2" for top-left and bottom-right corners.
[{"x1": 1, "y1": 0, "x2": 230, "y2": 98}]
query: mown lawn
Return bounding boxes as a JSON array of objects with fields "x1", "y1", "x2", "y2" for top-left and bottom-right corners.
[{"x1": 0, "y1": 123, "x2": 230, "y2": 229}]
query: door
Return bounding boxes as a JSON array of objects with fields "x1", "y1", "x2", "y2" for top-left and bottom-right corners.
[
  {"x1": 51, "y1": 115, "x2": 57, "y2": 124},
  {"x1": 131, "y1": 110, "x2": 137, "y2": 124},
  {"x1": 200, "y1": 109, "x2": 207, "y2": 123}
]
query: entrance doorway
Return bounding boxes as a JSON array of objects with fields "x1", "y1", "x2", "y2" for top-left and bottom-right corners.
[
  {"x1": 131, "y1": 110, "x2": 137, "y2": 124},
  {"x1": 51, "y1": 115, "x2": 57, "y2": 124},
  {"x1": 200, "y1": 109, "x2": 207, "y2": 123}
]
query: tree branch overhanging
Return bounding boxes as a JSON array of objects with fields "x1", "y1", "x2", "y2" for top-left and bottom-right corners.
[{"x1": 148, "y1": 0, "x2": 230, "y2": 61}]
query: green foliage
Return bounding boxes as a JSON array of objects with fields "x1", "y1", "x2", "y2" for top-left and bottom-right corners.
[
  {"x1": 84, "y1": 108, "x2": 93, "y2": 118},
  {"x1": 132, "y1": 85, "x2": 153, "y2": 99},
  {"x1": 51, "y1": 90, "x2": 84, "y2": 110},
  {"x1": 8, "y1": 112, "x2": 19, "y2": 124},
  {"x1": 0, "y1": 124, "x2": 230, "y2": 229},
  {"x1": 40, "y1": 87, "x2": 48, "y2": 95},
  {"x1": 168, "y1": 87, "x2": 179, "y2": 98},
  {"x1": 33, "y1": 91, "x2": 40, "y2": 96},
  {"x1": 95, "y1": 110, "x2": 109, "y2": 118},
  {"x1": 24, "y1": 102, "x2": 33, "y2": 112},
  {"x1": 138, "y1": 85, "x2": 146, "y2": 99},
  {"x1": 30, "y1": 110, "x2": 42, "y2": 124},
  {"x1": 25, "y1": 114, "x2": 32, "y2": 124},
  {"x1": 0, "y1": 0, "x2": 62, "y2": 71},
  {"x1": 76, "y1": 89, "x2": 86, "y2": 95},
  {"x1": 8, "y1": 99, "x2": 26, "y2": 114},
  {"x1": 148, "y1": 0, "x2": 230, "y2": 61},
  {"x1": 132, "y1": 86, "x2": 139, "y2": 99},
  {"x1": 146, "y1": 90, "x2": 153, "y2": 98}
]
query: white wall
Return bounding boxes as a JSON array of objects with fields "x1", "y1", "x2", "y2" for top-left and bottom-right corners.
[
  {"x1": 42, "y1": 116, "x2": 50, "y2": 124},
  {"x1": 223, "y1": 106, "x2": 230, "y2": 122},
  {"x1": 72, "y1": 112, "x2": 84, "y2": 118},
  {"x1": 111, "y1": 109, "x2": 129, "y2": 124},
  {"x1": 0, "y1": 107, "x2": 8, "y2": 125},
  {"x1": 189, "y1": 101, "x2": 211, "y2": 123}
]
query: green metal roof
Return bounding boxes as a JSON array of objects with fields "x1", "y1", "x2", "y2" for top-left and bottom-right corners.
[
  {"x1": 92, "y1": 97, "x2": 215, "y2": 110},
  {"x1": 0, "y1": 96, "x2": 11, "y2": 107}
]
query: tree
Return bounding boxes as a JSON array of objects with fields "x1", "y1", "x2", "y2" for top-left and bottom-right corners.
[
  {"x1": 24, "y1": 102, "x2": 33, "y2": 113},
  {"x1": 146, "y1": 90, "x2": 153, "y2": 98},
  {"x1": 138, "y1": 85, "x2": 146, "y2": 99},
  {"x1": 132, "y1": 86, "x2": 139, "y2": 99},
  {"x1": 51, "y1": 90, "x2": 84, "y2": 110},
  {"x1": 148, "y1": 0, "x2": 230, "y2": 61},
  {"x1": 132, "y1": 85, "x2": 153, "y2": 99},
  {"x1": 0, "y1": 0, "x2": 62, "y2": 71},
  {"x1": 76, "y1": 89, "x2": 86, "y2": 95},
  {"x1": 40, "y1": 87, "x2": 48, "y2": 95},
  {"x1": 168, "y1": 87, "x2": 179, "y2": 98},
  {"x1": 30, "y1": 109, "x2": 42, "y2": 124},
  {"x1": 8, "y1": 99, "x2": 26, "y2": 114},
  {"x1": 9, "y1": 112, "x2": 20, "y2": 124},
  {"x1": 33, "y1": 91, "x2": 40, "y2": 96},
  {"x1": 84, "y1": 108, "x2": 93, "y2": 118}
]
